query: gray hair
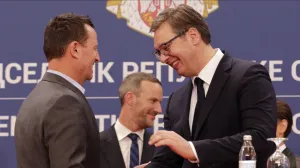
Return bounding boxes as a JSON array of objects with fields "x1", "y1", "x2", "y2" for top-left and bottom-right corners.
[{"x1": 118, "y1": 72, "x2": 162, "y2": 105}]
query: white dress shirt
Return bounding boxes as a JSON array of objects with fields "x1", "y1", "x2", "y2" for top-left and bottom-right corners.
[
  {"x1": 114, "y1": 119, "x2": 144, "y2": 168},
  {"x1": 188, "y1": 48, "x2": 224, "y2": 163},
  {"x1": 47, "y1": 69, "x2": 85, "y2": 94}
]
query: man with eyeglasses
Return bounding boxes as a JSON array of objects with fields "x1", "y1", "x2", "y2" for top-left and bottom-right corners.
[{"x1": 141, "y1": 4, "x2": 277, "y2": 168}]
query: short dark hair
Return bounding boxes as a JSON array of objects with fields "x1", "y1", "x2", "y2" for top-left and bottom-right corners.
[
  {"x1": 118, "y1": 72, "x2": 162, "y2": 106},
  {"x1": 43, "y1": 13, "x2": 94, "y2": 61},
  {"x1": 276, "y1": 99, "x2": 293, "y2": 137},
  {"x1": 150, "y1": 4, "x2": 211, "y2": 44}
]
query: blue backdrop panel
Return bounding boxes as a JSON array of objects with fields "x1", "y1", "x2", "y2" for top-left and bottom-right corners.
[{"x1": 0, "y1": 1, "x2": 299, "y2": 168}]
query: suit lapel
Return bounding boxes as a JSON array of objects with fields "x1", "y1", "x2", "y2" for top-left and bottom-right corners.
[
  {"x1": 101, "y1": 127, "x2": 126, "y2": 168},
  {"x1": 193, "y1": 53, "x2": 232, "y2": 139},
  {"x1": 178, "y1": 81, "x2": 193, "y2": 140},
  {"x1": 283, "y1": 147, "x2": 292, "y2": 157},
  {"x1": 283, "y1": 147, "x2": 297, "y2": 167},
  {"x1": 141, "y1": 130, "x2": 154, "y2": 164}
]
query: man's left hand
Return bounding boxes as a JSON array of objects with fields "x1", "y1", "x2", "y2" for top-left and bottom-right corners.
[
  {"x1": 148, "y1": 130, "x2": 196, "y2": 160},
  {"x1": 134, "y1": 162, "x2": 150, "y2": 168}
]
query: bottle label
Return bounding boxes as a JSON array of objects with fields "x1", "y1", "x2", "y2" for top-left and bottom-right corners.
[{"x1": 239, "y1": 161, "x2": 256, "y2": 168}]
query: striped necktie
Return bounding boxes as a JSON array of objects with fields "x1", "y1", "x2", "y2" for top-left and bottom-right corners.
[{"x1": 128, "y1": 133, "x2": 139, "y2": 168}]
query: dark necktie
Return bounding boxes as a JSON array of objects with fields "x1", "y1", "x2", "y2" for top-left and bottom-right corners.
[
  {"x1": 192, "y1": 77, "x2": 205, "y2": 138},
  {"x1": 128, "y1": 133, "x2": 139, "y2": 168}
]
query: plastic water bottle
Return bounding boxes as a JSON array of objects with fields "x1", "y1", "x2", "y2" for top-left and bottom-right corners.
[{"x1": 239, "y1": 135, "x2": 256, "y2": 168}]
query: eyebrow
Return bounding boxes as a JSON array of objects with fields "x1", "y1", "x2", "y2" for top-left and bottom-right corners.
[
  {"x1": 150, "y1": 97, "x2": 162, "y2": 103},
  {"x1": 155, "y1": 37, "x2": 170, "y2": 49},
  {"x1": 154, "y1": 41, "x2": 167, "y2": 50},
  {"x1": 154, "y1": 43, "x2": 162, "y2": 50}
]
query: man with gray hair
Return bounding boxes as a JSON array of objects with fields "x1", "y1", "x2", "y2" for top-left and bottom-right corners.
[{"x1": 100, "y1": 72, "x2": 163, "y2": 168}]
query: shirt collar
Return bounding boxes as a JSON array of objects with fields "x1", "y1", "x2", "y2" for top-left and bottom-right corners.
[
  {"x1": 114, "y1": 119, "x2": 144, "y2": 141},
  {"x1": 47, "y1": 69, "x2": 85, "y2": 94},
  {"x1": 279, "y1": 143, "x2": 286, "y2": 153},
  {"x1": 192, "y1": 48, "x2": 224, "y2": 86}
]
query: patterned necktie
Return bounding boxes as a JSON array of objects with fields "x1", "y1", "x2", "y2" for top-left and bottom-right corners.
[
  {"x1": 192, "y1": 77, "x2": 205, "y2": 138},
  {"x1": 128, "y1": 133, "x2": 139, "y2": 168}
]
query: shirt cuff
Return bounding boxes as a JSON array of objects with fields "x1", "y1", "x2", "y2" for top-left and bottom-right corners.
[{"x1": 188, "y1": 141, "x2": 200, "y2": 163}]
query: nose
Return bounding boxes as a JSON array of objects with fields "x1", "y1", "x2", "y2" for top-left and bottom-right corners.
[
  {"x1": 95, "y1": 53, "x2": 100, "y2": 62},
  {"x1": 155, "y1": 103, "x2": 162, "y2": 114},
  {"x1": 159, "y1": 54, "x2": 169, "y2": 63}
]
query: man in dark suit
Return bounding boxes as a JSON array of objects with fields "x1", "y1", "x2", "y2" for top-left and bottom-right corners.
[
  {"x1": 276, "y1": 99, "x2": 297, "y2": 168},
  {"x1": 100, "y1": 72, "x2": 162, "y2": 168},
  {"x1": 15, "y1": 13, "x2": 101, "y2": 168},
  {"x1": 139, "y1": 4, "x2": 277, "y2": 168}
]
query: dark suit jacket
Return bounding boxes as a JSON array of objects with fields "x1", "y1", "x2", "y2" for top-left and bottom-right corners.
[
  {"x1": 283, "y1": 147, "x2": 297, "y2": 168},
  {"x1": 146, "y1": 52, "x2": 277, "y2": 168},
  {"x1": 100, "y1": 126, "x2": 155, "y2": 168},
  {"x1": 15, "y1": 72, "x2": 101, "y2": 168}
]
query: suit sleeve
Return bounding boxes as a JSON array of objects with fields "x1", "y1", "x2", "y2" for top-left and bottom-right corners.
[
  {"x1": 146, "y1": 93, "x2": 184, "y2": 168},
  {"x1": 43, "y1": 95, "x2": 88, "y2": 168},
  {"x1": 192, "y1": 64, "x2": 277, "y2": 164}
]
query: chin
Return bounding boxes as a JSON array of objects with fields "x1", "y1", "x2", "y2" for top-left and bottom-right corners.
[
  {"x1": 179, "y1": 69, "x2": 196, "y2": 77},
  {"x1": 146, "y1": 122, "x2": 154, "y2": 128},
  {"x1": 86, "y1": 74, "x2": 93, "y2": 81},
  {"x1": 176, "y1": 69, "x2": 190, "y2": 77}
]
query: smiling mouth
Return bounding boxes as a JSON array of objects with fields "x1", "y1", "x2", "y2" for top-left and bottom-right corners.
[
  {"x1": 148, "y1": 111, "x2": 158, "y2": 117},
  {"x1": 172, "y1": 60, "x2": 179, "y2": 67},
  {"x1": 169, "y1": 60, "x2": 179, "y2": 69}
]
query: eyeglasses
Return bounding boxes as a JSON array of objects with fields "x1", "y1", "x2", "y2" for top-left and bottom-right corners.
[{"x1": 153, "y1": 31, "x2": 186, "y2": 60}]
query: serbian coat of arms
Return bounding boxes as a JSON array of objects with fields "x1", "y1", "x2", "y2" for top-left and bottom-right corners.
[{"x1": 106, "y1": 0, "x2": 219, "y2": 37}]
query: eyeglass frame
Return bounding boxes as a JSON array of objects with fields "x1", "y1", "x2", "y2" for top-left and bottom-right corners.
[{"x1": 153, "y1": 30, "x2": 187, "y2": 60}]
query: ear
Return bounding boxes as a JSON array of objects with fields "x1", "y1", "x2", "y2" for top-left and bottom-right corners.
[
  {"x1": 124, "y1": 91, "x2": 136, "y2": 106},
  {"x1": 187, "y1": 27, "x2": 201, "y2": 45},
  {"x1": 68, "y1": 41, "x2": 80, "y2": 59}
]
